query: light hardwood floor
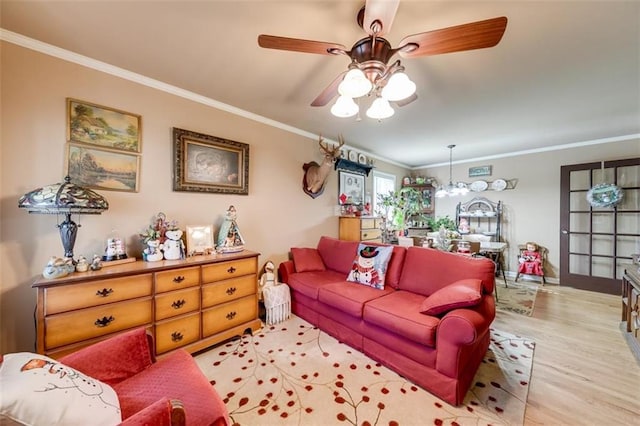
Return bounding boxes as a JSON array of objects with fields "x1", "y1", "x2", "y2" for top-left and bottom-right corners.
[{"x1": 493, "y1": 281, "x2": 640, "y2": 425}]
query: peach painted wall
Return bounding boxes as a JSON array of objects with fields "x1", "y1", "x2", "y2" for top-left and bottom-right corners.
[{"x1": 0, "y1": 42, "x2": 407, "y2": 352}]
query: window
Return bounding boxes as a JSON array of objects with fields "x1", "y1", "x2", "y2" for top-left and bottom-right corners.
[{"x1": 372, "y1": 171, "x2": 396, "y2": 219}]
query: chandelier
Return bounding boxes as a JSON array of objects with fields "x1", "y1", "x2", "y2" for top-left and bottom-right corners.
[
  {"x1": 329, "y1": 38, "x2": 416, "y2": 121},
  {"x1": 435, "y1": 145, "x2": 469, "y2": 198}
]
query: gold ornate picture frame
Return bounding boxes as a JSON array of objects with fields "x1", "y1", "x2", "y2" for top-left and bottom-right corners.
[{"x1": 172, "y1": 128, "x2": 249, "y2": 195}]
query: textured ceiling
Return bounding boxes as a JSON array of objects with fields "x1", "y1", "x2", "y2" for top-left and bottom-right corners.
[{"x1": 1, "y1": 0, "x2": 638, "y2": 167}]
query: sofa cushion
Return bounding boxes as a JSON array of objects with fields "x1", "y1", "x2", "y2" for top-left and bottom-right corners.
[
  {"x1": 398, "y1": 247, "x2": 496, "y2": 296},
  {"x1": 318, "y1": 281, "x2": 394, "y2": 318},
  {"x1": 346, "y1": 243, "x2": 394, "y2": 290},
  {"x1": 291, "y1": 247, "x2": 326, "y2": 272},
  {"x1": 419, "y1": 279, "x2": 483, "y2": 316},
  {"x1": 316, "y1": 236, "x2": 359, "y2": 274},
  {"x1": 0, "y1": 352, "x2": 122, "y2": 426},
  {"x1": 287, "y1": 270, "x2": 347, "y2": 300},
  {"x1": 114, "y1": 349, "x2": 227, "y2": 424},
  {"x1": 363, "y1": 291, "x2": 440, "y2": 347}
]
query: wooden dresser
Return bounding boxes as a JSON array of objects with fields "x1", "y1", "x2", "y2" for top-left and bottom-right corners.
[
  {"x1": 32, "y1": 251, "x2": 261, "y2": 358},
  {"x1": 339, "y1": 216, "x2": 382, "y2": 242}
]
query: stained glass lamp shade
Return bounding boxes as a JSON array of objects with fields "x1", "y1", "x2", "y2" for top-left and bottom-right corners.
[{"x1": 18, "y1": 176, "x2": 109, "y2": 260}]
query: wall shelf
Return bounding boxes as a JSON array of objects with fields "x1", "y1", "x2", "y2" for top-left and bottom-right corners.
[{"x1": 335, "y1": 159, "x2": 373, "y2": 176}]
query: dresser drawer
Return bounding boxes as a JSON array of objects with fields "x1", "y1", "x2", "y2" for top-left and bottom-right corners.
[
  {"x1": 155, "y1": 266, "x2": 200, "y2": 293},
  {"x1": 155, "y1": 312, "x2": 200, "y2": 354},
  {"x1": 155, "y1": 287, "x2": 200, "y2": 321},
  {"x1": 201, "y1": 275, "x2": 256, "y2": 309},
  {"x1": 45, "y1": 274, "x2": 152, "y2": 315},
  {"x1": 202, "y1": 258, "x2": 257, "y2": 283},
  {"x1": 360, "y1": 218, "x2": 380, "y2": 229},
  {"x1": 45, "y1": 298, "x2": 152, "y2": 350},
  {"x1": 202, "y1": 295, "x2": 257, "y2": 337},
  {"x1": 361, "y1": 228, "x2": 382, "y2": 241}
]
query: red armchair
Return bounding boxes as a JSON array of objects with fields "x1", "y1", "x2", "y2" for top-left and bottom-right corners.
[{"x1": 59, "y1": 328, "x2": 230, "y2": 426}]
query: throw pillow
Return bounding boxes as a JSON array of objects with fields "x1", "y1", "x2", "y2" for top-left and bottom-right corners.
[
  {"x1": 0, "y1": 352, "x2": 122, "y2": 426},
  {"x1": 346, "y1": 244, "x2": 394, "y2": 290},
  {"x1": 291, "y1": 247, "x2": 326, "y2": 272},
  {"x1": 419, "y1": 278, "x2": 483, "y2": 316}
]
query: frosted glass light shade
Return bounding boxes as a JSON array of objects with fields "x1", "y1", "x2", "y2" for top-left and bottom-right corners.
[
  {"x1": 338, "y1": 68, "x2": 373, "y2": 98},
  {"x1": 366, "y1": 97, "x2": 394, "y2": 120},
  {"x1": 381, "y1": 72, "x2": 416, "y2": 101},
  {"x1": 331, "y1": 95, "x2": 359, "y2": 118}
]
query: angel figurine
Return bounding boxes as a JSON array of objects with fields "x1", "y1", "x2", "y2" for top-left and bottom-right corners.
[{"x1": 216, "y1": 205, "x2": 245, "y2": 253}]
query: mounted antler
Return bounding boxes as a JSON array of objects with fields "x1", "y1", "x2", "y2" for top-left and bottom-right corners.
[{"x1": 302, "y1": 135, "x2": 345, "y2": 198}]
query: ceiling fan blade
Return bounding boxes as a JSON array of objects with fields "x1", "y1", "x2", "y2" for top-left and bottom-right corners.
[
  {"x1": 398, "y1": 16, "x2": 508, "y2": 58},
  {"x1": 311, "y1": 71, "x2": 347, "y2": 107},
  {"x1": 394, "y1": 93, "x2": 417, "y2": 107},
  {"x1": 258, "y1": 34, "x2": 346, "y2": 55},
  {"x1": 362, "y1": 0, "x2": 400, "y2": 36}
]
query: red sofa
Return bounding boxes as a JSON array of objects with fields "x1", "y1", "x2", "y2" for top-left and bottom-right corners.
[
  {"x1": 278, "y1": 236, "x2": 496, "y2": 406},
  {"x1": 60, "y1": 328, "x2": 230, "y2": 426}
]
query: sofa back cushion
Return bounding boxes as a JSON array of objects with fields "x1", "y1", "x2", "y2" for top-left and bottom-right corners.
[
  {"x1": 317, "y1": 236, "x2": 359, "y2": 275},
  {"x1": 398, "y1": 247, "x2": 496, "y2": 296}
]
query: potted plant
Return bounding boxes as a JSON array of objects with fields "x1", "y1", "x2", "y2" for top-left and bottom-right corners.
[{"x1": 376, "y1": 187, "x2": 426, "y2": 240}]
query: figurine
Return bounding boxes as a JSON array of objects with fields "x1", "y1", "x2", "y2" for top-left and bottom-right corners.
[
  {"x1": 518, "y1": 242, "x2": 543, "y2": 276},
  {"x1": 42, "y1": 257, "x2": 69, "y2": 279},
  {"x1": 163, "y1": 229, "x2": 185, "y2": 260},
  {"x1": 143, "y1": 240, "x2": 163, "y2": 262},
  {"x1": 75, "y1": 255, "x2": 89, "y2": 272},
  {"x1": 90, "y1": 254, "x2": 103, "y2": 271},
  {"x1": 216, "y1": 205, "x2": 245, "y2": 253}
]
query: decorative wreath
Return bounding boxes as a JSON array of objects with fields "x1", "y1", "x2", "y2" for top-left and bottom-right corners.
[{"x1": 586, "y1": 183, "x2": 624, "y2": 208}]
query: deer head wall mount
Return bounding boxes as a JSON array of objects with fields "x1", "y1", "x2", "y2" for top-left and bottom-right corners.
[{"x1": 302, "y1": 135, "x2": 345, "y2": 199}]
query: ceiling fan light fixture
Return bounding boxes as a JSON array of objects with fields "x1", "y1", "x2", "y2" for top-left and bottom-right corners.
[
  {"x1": 338, "y1": 68, "x2": 373, "y2": 98},
  {"x1": 331, "y1": 95, "x2": 359, "y2": 118},
  {"x1": 381, "y1": 71, "x2": 416, "y2": 101},
  {"x1": 366, "y1": 97, "x2": 394, "y2": 120}
]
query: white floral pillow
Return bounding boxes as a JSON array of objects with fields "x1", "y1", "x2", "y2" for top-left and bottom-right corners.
[{"x1": 0, "y1": 352, "x2": 121, "y2": 426}]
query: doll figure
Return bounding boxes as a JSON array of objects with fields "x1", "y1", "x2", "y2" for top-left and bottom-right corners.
[
  {"x1": 163, "y1": 229, "x2": 185, "y2": 260},
  {"x1": 217, "y1": 205, "x2": 245, "y2": 253},
  {"x1": 518, "y1": 242, "x2": 543, "y2": 276}
]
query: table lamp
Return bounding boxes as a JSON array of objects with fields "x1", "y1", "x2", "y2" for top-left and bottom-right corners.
[{"x1": 18, "y1": 176, "x2": 109, "y2": 262}]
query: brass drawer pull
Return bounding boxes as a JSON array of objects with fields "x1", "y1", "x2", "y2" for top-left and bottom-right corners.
[
  {"x1": 171, "y1": 299, "x2": 186, "y2": 309},
  {"x1": 173, "y1": 275, "x2": 185, "y2": 283},
  {"x1": 226, "y1": 287, "x2": 237, "y2": 295},
  {"x1": 227, "y1": 266, "x2": 236, "y2": 274},
  {"x1": 226, "y1": 311, "x2": 237, "y2": 320},
  {"x1": 171, "y1": 331, "x2": 184, "y2": 342},
  {"x1": 94, "y1": 315, "x2": 114, "y2": 327},
  {"x1": 95, "y1": 288, "x2": 114, "y2": 297}
]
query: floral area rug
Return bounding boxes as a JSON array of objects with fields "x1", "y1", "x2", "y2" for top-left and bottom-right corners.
[
  {"x1": 495, "y1": 280, "x2": 539, "y2": 316},
  {"x1": 195, "y1": 315, "x2": 535, "y2": 426}
]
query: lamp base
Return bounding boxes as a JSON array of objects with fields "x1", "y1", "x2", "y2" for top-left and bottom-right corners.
[{"x1": 58, "y1": 213, "x2": 78, "y2": 263}]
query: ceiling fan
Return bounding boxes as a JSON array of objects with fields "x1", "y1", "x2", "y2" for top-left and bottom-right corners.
[{"x1": 258, "y1": 0, "x2": 507, "y2": 119}]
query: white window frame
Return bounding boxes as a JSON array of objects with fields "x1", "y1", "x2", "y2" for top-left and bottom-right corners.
[{"x1": 372, "y1": 170, "x2": 397, "y2": 219}]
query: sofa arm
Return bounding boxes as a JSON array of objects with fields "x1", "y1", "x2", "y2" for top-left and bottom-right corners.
[
  {"x1": 435, "y1": 297, "x2": 494, "y2": 378},
  {"x1": 278, "y1": 260, "x2": 295, "y2": 284},
  {"x1": 120, "y1": 397, "x2": 183, "y2": 426},
  {"x1": 59, "y1": 328, "x2": 154, "y2": 386}
]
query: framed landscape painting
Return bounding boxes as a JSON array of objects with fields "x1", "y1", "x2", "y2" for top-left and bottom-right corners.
[
  {"x1": 172, "y1": 127, "x2": 249, "y2": 195},
  {"x1": 66, "y1": 144, "x2": 140, "y2": 192},
  {"x1": 67, "y1": 98, "x2": 142, "y2": 153}
]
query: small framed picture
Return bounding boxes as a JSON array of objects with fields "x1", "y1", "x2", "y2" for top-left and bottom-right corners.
[
  {"x1": 185, "y1": 225, "x2": 214, "y2": 256},
  {"x1": 339, "y1": 170, "x2": 365, "y2": 205},
  {"x1": 67, "y1": 98, "x2": 142, "y2": 153},
  {"x1": 468, "y1": 165, "x2": 492, "y2": 177},
  {"x1": 66, "y1": 143, "x2": 140, "y2": 192}
]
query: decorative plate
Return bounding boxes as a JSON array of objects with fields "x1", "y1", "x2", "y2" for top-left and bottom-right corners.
[
  {"x1": 358, "y1": 153, "x2": 367, "y2": 164},
  {"x1": 348, "y1": 150, "x2": 358, "y2": 162},
  {"x1": 587, "y1": 183, "x2": 624, "y2": 207},
  {"x1": 470, "y1": 180, "x2": 488, "y2": 192},
  {"x1": 491, "y1": 179, "x2": 507, "y2": 191}
]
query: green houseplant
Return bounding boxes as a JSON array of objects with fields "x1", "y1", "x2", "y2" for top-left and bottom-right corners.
[{"x1": 376, "y1": 187, "x2": 425, "y2": 237}]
